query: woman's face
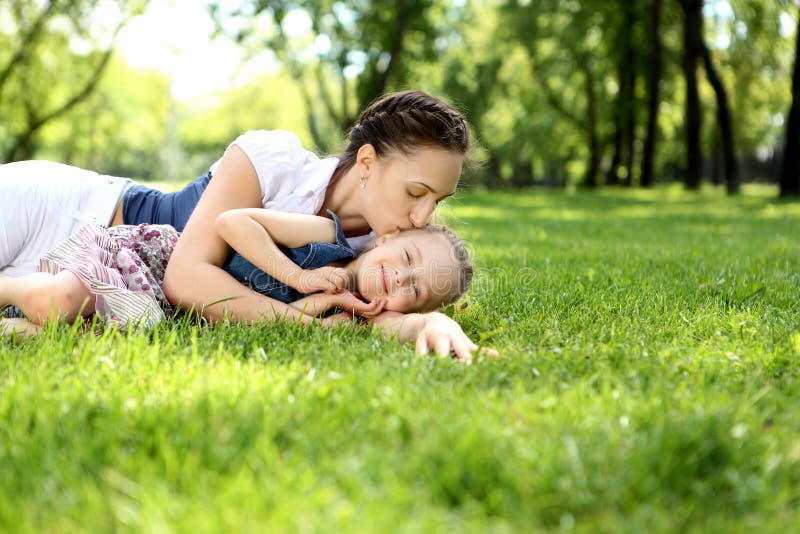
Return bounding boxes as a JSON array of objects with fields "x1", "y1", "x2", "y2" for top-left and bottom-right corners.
[
  {"x1": 360, "y1": 147, "x2": 463, "y2": 236},
  {"x1": 353, "y1": 230, "x2": 459, "y2": 313}
]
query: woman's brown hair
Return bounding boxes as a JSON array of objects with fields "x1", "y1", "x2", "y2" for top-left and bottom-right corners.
[{"x1": 334, "y1": 90, "x2": 470, "y2": 177}]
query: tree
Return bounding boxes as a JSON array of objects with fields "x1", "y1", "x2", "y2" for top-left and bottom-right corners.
[
  {"x1": 678, "y1": 0, "x2": 705, "y2": 189},
  {"x1": 677, "y1": 0, "x2": 739, "y2": 192},
  {"x1": 780, "y1": 4, "x2": 800, "y2": 197},
  {"x1": 502, "y1": 0, "x2": 616, "y2": 188},
  {"x1": 699, "y1": 25, "x2": 740, "y2": 193},
  {"x1": 641, "y1": 0, "x2": 663, "y2": 187},
  {"x1": 209, "y1": 0, "x2": 442, "y2": 151},
  {"x1": 605, "y1": 0, "x2": 639, "y2": 187},
  {"x1": 38, "y1": 58, "x2": 172, "y2": 180},
  {"x1": 0, "y1": 0, "x2": 146, "y2": 162}
]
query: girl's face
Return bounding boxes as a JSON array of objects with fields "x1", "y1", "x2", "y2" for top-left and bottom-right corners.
[
  {"x1": 359, "y1": 147, "x2": 463, "y2": 236},
  {"x1": 353, "y1": 230, "x2": 459, "y2": 313}
]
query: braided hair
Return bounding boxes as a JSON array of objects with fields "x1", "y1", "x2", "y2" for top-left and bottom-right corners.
[{"x1": 334, "y1": 90, "x2": 470, "y2": 179}]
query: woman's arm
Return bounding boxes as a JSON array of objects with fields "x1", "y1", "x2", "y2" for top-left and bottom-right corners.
[
  {"x1": 215, "y1": 209, "x2": 348, "y2": 293},
  {"x1": 163, "y1": 146, "x2": 312, "y2": 323}
]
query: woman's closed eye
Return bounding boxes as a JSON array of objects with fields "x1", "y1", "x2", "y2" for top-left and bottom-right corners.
[{"x1": 406, "y1": 184, "x2": 428, "y2": 198}]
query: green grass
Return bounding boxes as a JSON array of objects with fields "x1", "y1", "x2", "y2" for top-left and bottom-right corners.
[{"x1": 2, "y1": 185, "x2": 799, "y2": 532}]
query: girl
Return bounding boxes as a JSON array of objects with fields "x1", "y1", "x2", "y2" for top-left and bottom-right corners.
[
  {"x1": 1, "y1": 91, "x2": 486, "y2": 358},
  {"x1": 0, "y1": 208, "x2": 474, "y2": 358}
]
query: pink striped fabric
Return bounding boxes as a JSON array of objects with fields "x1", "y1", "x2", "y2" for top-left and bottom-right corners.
[{"x1": 39, "y1": 224, "x2": 179, "y2": 331}]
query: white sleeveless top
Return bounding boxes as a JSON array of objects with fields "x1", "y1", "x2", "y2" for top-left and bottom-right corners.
[
  {"x1": 0, "y1": 131, "x2": 370, "y2": 277},
  {"x1": 210, "y1": 130, "x2": 372, "y2": 250},
  {"x1": 0, "y1": 160, "x2": 131, "y2": 277}
]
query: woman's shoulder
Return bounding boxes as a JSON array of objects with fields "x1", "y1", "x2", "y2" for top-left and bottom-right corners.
[
  {"x1": 210, "y1": 129, "x2": 308, "y2": 183},
  {"x1": 231, "y1": 130, "x2": 306, "y2": 159}
]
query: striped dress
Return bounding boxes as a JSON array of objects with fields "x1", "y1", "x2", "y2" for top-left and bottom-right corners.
[{"x1": 40, "y1": 224, "x2": 179, "y2": 331}]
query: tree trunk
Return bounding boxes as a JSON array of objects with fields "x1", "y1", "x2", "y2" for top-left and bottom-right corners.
[
  {"x1": 620, "y1": 1, "x2": 637, "y2": 186},
  {"x1": 4, "y1": 44, "x2": 116, "y2": 162},
  {"x1": 605, "y1": 0, "x2": 637, "y2": 187},
  {"x1": 780, "y1": 6, "x2": 800, "y2": 197},
  {"x1": 700, "y1": 42, "x2": 740, "y2": 194},
  {"x1": 0, "y1": 2, "x2": 58, "y2": 103},
  {"x1": 680, "y1": 0, "x2": 703, "y2": 190},
  {"x1": 511, "y1": 159, "x2": 535, "y2": 187},
  {"x1": 606, "y1": 121, "x2": 622, "y2": 186},
  {"x1": 583, "y1": 61, "x2": 601, "y2": 188},
  {"x1": 641, "y1": 0, "x2": 662, "y2": 187},
  {"x1": 530, "y1": 55, "x2": 601, "y2": 188}
]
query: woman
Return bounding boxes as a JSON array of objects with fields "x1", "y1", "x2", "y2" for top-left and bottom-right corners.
[{"x1": 0, "y1": 91, "x2": 491, "y2": 359}]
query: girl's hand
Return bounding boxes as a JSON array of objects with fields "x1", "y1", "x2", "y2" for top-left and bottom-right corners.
[
  {"x1": 323, "y1": 292, "x2": 385, "y2": 318},
  {"x1": 292, "y1": 266, "x2": 351, "y2": 294},
  {"x1": 292, "y1": 291, "x2": 384, "y2": 318}
]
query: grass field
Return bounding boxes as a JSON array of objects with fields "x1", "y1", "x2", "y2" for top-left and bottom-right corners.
[{"x1": 1, "y1": 185, "x2": 798, "y2": 532}]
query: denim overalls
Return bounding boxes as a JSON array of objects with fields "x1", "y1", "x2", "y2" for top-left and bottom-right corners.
[
  {"x1": 124, "y1": 174, "x2": 360, "y2": 302},
  {"x1": 220, "y1": 211, "x2": 358, "y2": 303}
]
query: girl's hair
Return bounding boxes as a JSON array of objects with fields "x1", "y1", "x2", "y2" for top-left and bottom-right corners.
[
  {"x1": 412, "y1": 224, "x2": 473, "y2": 312},
  {"x1": 334, "y1": 90, "x2": 470, "y2": 177}
]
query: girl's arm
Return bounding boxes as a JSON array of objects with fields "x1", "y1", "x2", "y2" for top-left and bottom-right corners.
[
  {"x1": 215, "y1": 209, "x2": 348, "y2": 293},
  {"x1": 163, "y1": 146, "x2": 318, "y2": 323},
  {"x1": 287, "y1": 291, "x2": 384, "y2": 318}
]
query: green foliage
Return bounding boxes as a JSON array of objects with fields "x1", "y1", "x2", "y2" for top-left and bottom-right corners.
[
  {"x1": 178, "y1": 72, "x2": 313, "y2": 163},
  {"x1": 208, "y1": 0, "x2": 464, "y2": 151},
  {"x1": 2, "y1": 1, "x2": 799, "y2": 189},
  {"x1": 37, "y1": 57, "x2": 172, "y2": 180},
  {"x1": 0, "y1": 0, "x2": 148, "y2": 163},
  {"x1": 2, "y1": 187, "x2": 799, "y2": 530}
]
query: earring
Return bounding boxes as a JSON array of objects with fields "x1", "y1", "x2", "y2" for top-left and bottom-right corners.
[{"x1": 360, "y1": 175, "x2": 366, "y2": 189}]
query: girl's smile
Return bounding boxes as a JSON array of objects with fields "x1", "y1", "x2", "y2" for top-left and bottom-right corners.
[{"x1": 347, "y1": 229, "x2": 462, "y2": 313}]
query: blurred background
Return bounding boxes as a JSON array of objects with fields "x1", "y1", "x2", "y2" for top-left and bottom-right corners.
[{"x1": 1, "y1": 0, "x2": 798, "y2": 195}]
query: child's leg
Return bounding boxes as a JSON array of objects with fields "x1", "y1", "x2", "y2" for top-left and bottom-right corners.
[
  {"x1": 0, "y1": 271, "x2": 96, "y2": 325},
  {"x1": 0, "y1": 318, "x2": 42, "y2": 339}
]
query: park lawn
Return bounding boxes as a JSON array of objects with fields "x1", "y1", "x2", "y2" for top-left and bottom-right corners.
[{"x1": 1, "y1": 185, "x2": 798, "y2": 532}]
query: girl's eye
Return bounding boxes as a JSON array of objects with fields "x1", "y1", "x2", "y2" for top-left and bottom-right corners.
[{"x1": 405, "y1": 250, "x2": 412, "y2": 265}]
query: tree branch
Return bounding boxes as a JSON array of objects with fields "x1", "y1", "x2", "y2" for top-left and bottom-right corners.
[
  {"x1": 4, "y1": 22, "x2": 122, "y2": 161},
  {"x1": 0, "y1": 1, "x2": 59, "y2": 102}
]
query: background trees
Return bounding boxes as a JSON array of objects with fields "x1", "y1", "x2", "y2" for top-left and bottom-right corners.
[
  {"x1": 1, "y1": 0, "x2": 798, "y2": 195},
  {"x1": 0, "y1": 0, "x2": 147, "y2": 163}
]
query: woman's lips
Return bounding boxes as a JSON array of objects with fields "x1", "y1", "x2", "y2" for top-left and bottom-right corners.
[{"x1": 381, "y1": 266, "x2": 388, "y2": 293}]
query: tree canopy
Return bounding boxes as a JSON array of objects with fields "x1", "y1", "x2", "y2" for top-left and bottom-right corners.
[{"x1": 1, "y1": 0, "x2": 798, "y2": 194}]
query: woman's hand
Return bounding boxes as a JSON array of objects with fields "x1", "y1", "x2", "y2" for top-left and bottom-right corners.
[
  {"x1": 291, "y1": 266, "x2": 351, "y2": 294},
  {"x1": 371, "y1": 311, "x2": 499, "y2": 363},
  {"x1": 413, "y1": 312, "x2": 498, "y2": 363}
]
